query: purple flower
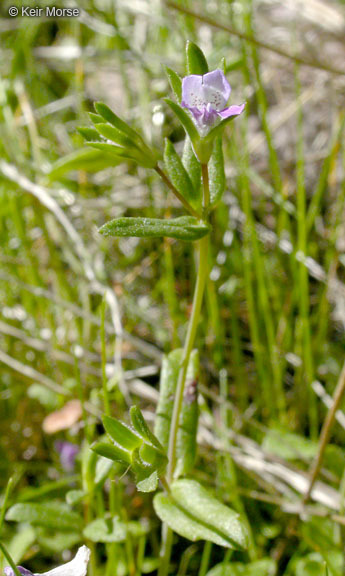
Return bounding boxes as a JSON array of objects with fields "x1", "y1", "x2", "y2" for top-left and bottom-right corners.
[
  {"x1": 181, "y1": 69, "x2": 245, "y2": 135},
  {"x1": 55, "y1": 440, "x2": 79, "y2": 472},
  {"x1": 4, "y1": 546, "x2": 90, "y2": 576},
  {"x1": 4, "y1": 568, "x2": 33, "y2": 576}
]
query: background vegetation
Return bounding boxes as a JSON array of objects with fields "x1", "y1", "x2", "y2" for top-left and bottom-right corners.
[{"x1": 0, "y1": 0, "x2": 344, "y2": 574}]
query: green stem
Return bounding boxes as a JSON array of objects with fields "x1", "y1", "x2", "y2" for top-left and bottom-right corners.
[
  {"x1": 167, "y1": 164, "x2": 210, "y2": 482},
  {"x1": 101, "y1": 296, "x2": 111, "y2": 416},
  {"x1": 155, "y1": 165, "x2": 201, "y2": 219},
  {"x1": 201, "y1": 164, "x2": 210, "y2": 216},
  {"x1": 159, "y1": 524, "x2": 174, "y2": 576},
  {"x1": 166, "y1": 234, "x2": 208, "y2": 480},
  {"x1": 0, "y1": 542, "x2": 21, "y2": 576},
  {"x1": 158, "y1": 164, "x2": 210, "y2": 576},
  {"x1": 198, "y1": 541, "x2": 213, "y2": 576},
  {"x1": 0, "y1": 477, "x2": 13, "y2": 536},
  {"x1": 295, "y1": 64, "x2": 317, "y2": 437}
]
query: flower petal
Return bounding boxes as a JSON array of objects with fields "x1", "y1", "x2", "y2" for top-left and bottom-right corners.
[
  {"x1": 200, "y1": 103, "x2": 220, "y2": 126},
  {"x1": 202, "y1": 70, "x2": 231, "y2": 103},
  {"x1": 181, "y1": 75, "x2": 203, "y2": 108},
  {"x1": 182, "y1": 70, "x2": 230, "y2": 111},
  {"x1": 219, "y1": 103, "x2": 245, "y2": 119},
  {"x1": 39, "y1": 546, "x2": 90, "y2": 576},
  {"x1": 4, "y1": 568, "x2": 34, "y2": 576}
]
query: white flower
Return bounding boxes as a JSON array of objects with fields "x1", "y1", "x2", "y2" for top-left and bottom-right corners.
[{"x1": 4, "y1": 547, "x2": 90, "y2": 576}]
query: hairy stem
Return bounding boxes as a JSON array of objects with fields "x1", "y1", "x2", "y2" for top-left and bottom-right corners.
[
  {"x1": 166, "y1": 233, "x2": 209, "y2": 480},
  {"x1": 167, "y1": 163, "x2": 210, "y2": 480},
  {"x1": 158, "y1": 164, "x2": 210, "y2": 576},
  {"x1": 201, "y1": 163, "x2": 210, "y2": 216}
]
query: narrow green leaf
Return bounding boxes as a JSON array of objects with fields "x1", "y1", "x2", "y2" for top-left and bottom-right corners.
[
  {"x1": 103, "y1": 415, "x2": 142, "y2": 451},
  {"x1": 78, "y1": 126, "x2": 103, "y2": 142},
  {"x1": 153, "y1": 480, "x2": 248, "y2": 549},
  {"x1": 6, "y1": 502, "x2": 82, "y2": 531},
  {"x1": 94, "y1": 103, "x2": 159, "y2": 167},
  {"x1": 209, "y1": 137, "x2": 225, "y2": 207},
  {"x1": 91, "y1": 441, "x2": 131, "y2": 464},
  {"x1": 89, "y1": 112, "x2": 103, "y2": 124},
  {"x1": 18, "y1": 477, "x2": 79, "y2": 502},
  {"x1": 186, "y1": 41, "x2": 209, "y2": 75},
  {"x1": 95, "y1": 123, "x2": 138, "y2": 149},
  {"x1": 219, "y1": 57, "x2": 226, "y2": 74},
  {"x1": 48, "y1": 148, "x2": 120, "y2": 179},
  {"x1": 182, "y1": 137, "x2": 201, "y2": 196},
  {"x1": 130, "y1": 406, "x2": 165, "y2": 452},
  {"x1": 165, "y1": 67, "x2": 182, "y2": 102},
  {"x1": 99, "y1": 216, "x2": 210, "y2": 241},
  {"x1": 94, "y1": 102, "x2": 144, "y2": 145},
  {"x1": 164, "y1": 139, "x2": 199, "y2": 208},
  {"x1": 87, "y1": 141, "x2": 138, "y2": 161},
  {"x1": 0, "y1": 477, "x2": 13, "y2": 536},
  {"x1": 88, "y1": 141, "x2": 157, "y2": 168},
  {"x1": 165, "y1": 98, "x2": 199, "y2": 146}
]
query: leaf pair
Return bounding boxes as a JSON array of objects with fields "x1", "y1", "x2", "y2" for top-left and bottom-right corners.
[
  {"x1": 80, "y1": 102, "x2": 159, "y2": 168},
  {"x1": 92, "y1": 406, "x2": 167, "y2": 492}
]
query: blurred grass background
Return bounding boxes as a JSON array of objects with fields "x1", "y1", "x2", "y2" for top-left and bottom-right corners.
[{"x1": 0, "y1": 0, "x2": 345, "y2": 574}]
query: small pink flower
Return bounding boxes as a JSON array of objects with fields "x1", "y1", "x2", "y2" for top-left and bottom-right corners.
[{"x1": 181, "y1": 69, "x2": 245, "y2": 134}]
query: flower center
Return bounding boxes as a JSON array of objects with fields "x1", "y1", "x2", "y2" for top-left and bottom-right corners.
[{"x1": 188, "y1": 88, "x2": 223, "y2": 111}]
